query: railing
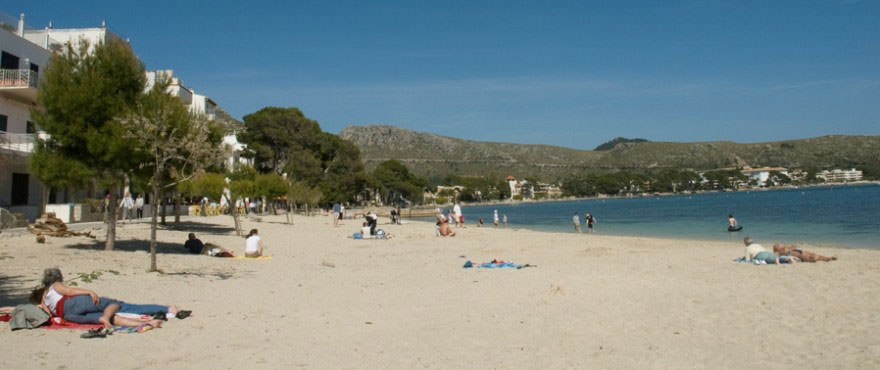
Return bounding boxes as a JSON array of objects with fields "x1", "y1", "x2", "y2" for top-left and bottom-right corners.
[
  {"x1": 0, "y1": 132, "x2": 35, "y2": 152},
  {"x1": 0, "y1": 69, "x2": 38, "y2": 88}
]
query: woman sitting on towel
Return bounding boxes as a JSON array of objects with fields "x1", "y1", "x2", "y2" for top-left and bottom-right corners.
[
  {"x1": 245, "y1": 229, "x2": 265, "y2": 257},
  {"x1": 39, "y1": 267, "x2": 187, "y2": 329}
]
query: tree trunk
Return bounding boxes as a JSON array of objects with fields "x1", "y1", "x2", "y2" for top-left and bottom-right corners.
[
  {"x1": 160, "y1": 195, "x2": 166, "y2": 225},
  {"x1": 285, "y1": 201, "x2": 292, "y2": 224},
  {"x1": 105, "y1": 191, "x2": 118, "y2": 251},
  {"x1": 174, "y1": 191, "x2": 181, "y2": 224},
  {"x1": 39, "y1": 185, "x2": 48, "y2": 217},
  {"x1": 225, "y1": 194, "x2": 242, "y2": 236},
  {"x1": 149, "y1": 181, "x2": 160, "y2": 272}
]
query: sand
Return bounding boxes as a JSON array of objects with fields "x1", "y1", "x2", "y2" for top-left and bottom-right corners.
[{"x1": 1, "y1": 213, "x2": 878, "y2": 369}]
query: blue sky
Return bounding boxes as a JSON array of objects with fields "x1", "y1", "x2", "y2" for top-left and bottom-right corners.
[{"x1": 5, "y1": 1, "x2": 879, "y2": 149}]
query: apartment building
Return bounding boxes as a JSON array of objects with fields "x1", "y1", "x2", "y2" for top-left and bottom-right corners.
[
  {"x1": 1, "y1": 12, "x2": 241, "y2": 222},
  {"x1": 0, "y1": 13, "x2": 52, "y2": 221}
]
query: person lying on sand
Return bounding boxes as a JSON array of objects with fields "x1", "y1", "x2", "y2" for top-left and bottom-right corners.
[
  {"x1": 39, "y1": 267, "x2": 189, "y2": 329},
  {"x1": 773, "y1": 244, "x2": 837, "y2": 262},
  {"x1": 743, "y1": 236, "x2": 783, "y2": 264},
  {"x1": 185, "y1": 233, "x2": 235, "y2": 257}
]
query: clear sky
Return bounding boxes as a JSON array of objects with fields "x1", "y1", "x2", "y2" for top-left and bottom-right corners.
[{"x1": 5, "y1": 1, "x2": 879, "y2": 149}]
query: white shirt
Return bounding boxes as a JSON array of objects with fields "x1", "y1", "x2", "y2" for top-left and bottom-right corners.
[
  {"x1": 135, "y1": 197, "x2": 144, "y2": 208},
  {"x1": 245, "y1": 235, "x2": 261, "y2": 253},
  {"x1": 572, "y1": 215, "x2": 580, "y2": 224},
  {"x1": 43, "y1": 285, "x2": 63, "y2": 316},
  {"x1": 745, "y1": 243, "x2": 767, "y2": 260},
  {"x1": 453, "y1": 204, "x2": 462, "y2": 216}
]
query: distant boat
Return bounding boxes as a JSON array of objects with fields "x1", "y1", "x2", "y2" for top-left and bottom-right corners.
[{"x1": 728, "y1": 225, "x2": 743, "y2": 232}]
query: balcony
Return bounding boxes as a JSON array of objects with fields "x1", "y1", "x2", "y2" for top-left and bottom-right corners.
[
  {"x1": 0, "y1": 131, "x2": 35, "y2": 153},
  {"x1": 0, "y1": 69, "x2": 38, "y2": 103}
]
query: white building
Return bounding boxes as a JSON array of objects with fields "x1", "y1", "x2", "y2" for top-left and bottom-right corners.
[
  {"x1": 740, "y1": 167, "x2": 788, "y2": 187},
  {"x1": 0, "y1": 13, "x2": 53, "y2": 221},
  {"x1": 817, "y1": 168, "x2": 863, "y2": 182},
  {"x1": 1, "y1": 13, "x2": 242, "y2": 222},
  {"x1": 146, "y1": 69, "x2": 247, "y2": 170}
]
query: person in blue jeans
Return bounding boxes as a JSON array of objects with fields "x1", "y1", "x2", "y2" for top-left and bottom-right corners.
[{"x1": 39, "y1": 267, "x2": 188, "y2": 329}]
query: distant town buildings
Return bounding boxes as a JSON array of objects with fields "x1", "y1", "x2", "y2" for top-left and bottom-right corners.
[
  {"x1": 816, "y1": 168, "x2": 863, "y2": 182},
  {"x1": 740, "y1": 167, "x2": 788, "y2": 187}
]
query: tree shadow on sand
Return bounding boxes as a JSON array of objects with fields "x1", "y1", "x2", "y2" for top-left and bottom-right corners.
[
  {"x1": 158, "y1": 220, "x2": 236, "y2": 234},
  {"x1": 0, "y1": 274, "x2": 35, "y2": 307},
  {"x1": 64, "y1": 239, "x2": 195, "y2": 254}
]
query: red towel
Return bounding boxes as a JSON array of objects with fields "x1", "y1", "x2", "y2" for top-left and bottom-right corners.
[
  {"x1": 0, "y1": 314, "x2": 10, "y2": 322},
  {"x1": 42, "y1": 316, "x2": 104, "y2": 330}
]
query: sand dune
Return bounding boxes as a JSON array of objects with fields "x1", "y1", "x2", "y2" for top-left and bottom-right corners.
[{"x1": 1, "y1": 213, "x2": 878, "y2": 369}]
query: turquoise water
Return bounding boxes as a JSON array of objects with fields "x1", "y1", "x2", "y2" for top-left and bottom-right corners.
[{"x1": 455, "y1": 184, "x2": 880, "y2": 248}]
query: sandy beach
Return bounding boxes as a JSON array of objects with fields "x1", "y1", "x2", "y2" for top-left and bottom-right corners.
[{"x1": 1, "y1": 213, "x2": 878, "y2": 369}]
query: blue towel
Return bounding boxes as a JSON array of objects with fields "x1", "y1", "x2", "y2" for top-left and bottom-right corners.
[{"x1": 463, "y1": 260, "x2": 524, "y2": 269}]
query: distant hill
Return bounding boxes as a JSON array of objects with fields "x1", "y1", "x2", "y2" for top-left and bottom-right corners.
[
  {"x1": 340, "y1": 125, "x2": 880, "y2": 180},
  {"x1": 594, "y1": 137, "x2": 649, "y2": 151}
]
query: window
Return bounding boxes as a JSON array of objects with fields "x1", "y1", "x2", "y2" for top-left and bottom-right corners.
[
  {"x1": 0, "y1": 114, "x2": 7, "y2": 132},
  {"x1": 29, "y1": 63, "x2": 38, "y2": 73},
  {"x1": 26, "y1": 121, "x2": 35, "y2": 134},
  {"x1": 1, "y1": 51, "x2": 19, "y2": 70},
  {"x1": 11, "y1": 173, "x2": 29, "y2": 206}
]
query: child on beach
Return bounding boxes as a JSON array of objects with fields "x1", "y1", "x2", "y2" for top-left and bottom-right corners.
[
  {"x1": 245, "y1": 229, "x2": 265, "y2": 257},
  {"x1": 572, "y1": 212, "x2": 581, "y2": 233}
]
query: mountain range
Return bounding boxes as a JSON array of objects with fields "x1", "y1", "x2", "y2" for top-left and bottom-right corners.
[{"x1": 339, "y1": 125, "x2": 880, "y2": 181}]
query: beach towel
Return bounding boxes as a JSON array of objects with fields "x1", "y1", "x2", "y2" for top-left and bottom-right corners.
[
  {"x1": 463, "y1": 260, "x2": 533, "y2": 269},
  {"x1": 0, "y1": 314, "x2": 9, "y2": 322},
  {"x1": 43, "y1": 317, "x2": 104, "y2": 330},
  {"x1": 733, "y1": 256, "x2": 799, "y2": 265}
]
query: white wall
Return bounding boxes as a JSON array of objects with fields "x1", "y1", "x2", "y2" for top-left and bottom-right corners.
[{"x1": 0, "y1": 97, "x2": 34, "y2": 134}]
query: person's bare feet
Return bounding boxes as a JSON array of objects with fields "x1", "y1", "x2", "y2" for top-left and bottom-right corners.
[{"x1": 98, "y1": 316, "x2": 113, "y2": 329}]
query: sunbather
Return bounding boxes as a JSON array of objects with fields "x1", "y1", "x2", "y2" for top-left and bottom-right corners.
[
  {"x1": 39, "y1": 267, "x2": 186, "y2": 329},
  {"x1": 743, "y1": 236, "x2": 781, "y2": 264},
  {"x1": 437, "y1": 218, "x2": 456, "y2": 237},
  {"x1": 773, "y1": 244, "x2": 836, "y2": 262}
]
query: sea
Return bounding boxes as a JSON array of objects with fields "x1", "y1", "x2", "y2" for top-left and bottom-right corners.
[{"x1": 453, "y1": 184, "x2": 880, "y2": 248}]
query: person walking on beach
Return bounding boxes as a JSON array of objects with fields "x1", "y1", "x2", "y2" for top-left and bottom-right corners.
[
  {"x1": 332, "y1": 203, "x2": 341, "y2": 226},
  {"x1": 120, "y1": 192, "x2": 134, "y2": 222},
  {"x1": 572, "y1": 212, "x2": 581, "y2": 233},
  {"x1": 502, "y1": 213, "x2": 508, "y2": 228},
  {"x1": 586, "y1": 213, "x2": 596, "y2": 233},
  {"x1": 453, "y1": 202, "x2": 464, "y2": 228},
  {"x1": 135, "y1": 193, "x2": 144, "y2": 219},
  {"x1": 493, "y1": 210, "x2": 499, "y2": 227}
]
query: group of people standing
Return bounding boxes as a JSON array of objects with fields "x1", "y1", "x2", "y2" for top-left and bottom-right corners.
[
  {"x1": 110, "y1": 192, "x2": 145, "y2": 221},
  {"x1": 571, "y1": 211, "x2": 597, "y2": 233}
]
